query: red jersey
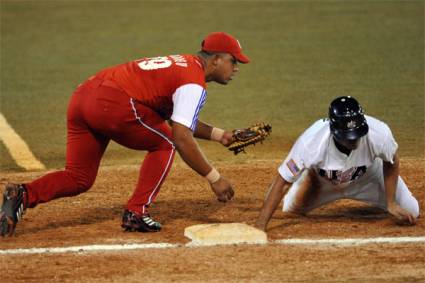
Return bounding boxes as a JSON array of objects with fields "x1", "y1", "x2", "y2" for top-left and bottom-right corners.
[{"x1": 95, "y1": 54, "x2": 206, "y2": 119}]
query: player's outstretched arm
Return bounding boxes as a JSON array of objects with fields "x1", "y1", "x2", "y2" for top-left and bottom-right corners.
[
  {"x1": 172, "y1": 121, "x2": 234, "y2": 202},
  {"x1": 193, "y1": 120, "x2": 214, "y2": 140},
  {"x1": 194, "y1": 120, "x2": 234, "y2": 146},
  {"x1": 384, "y1": 152, "x2": 416, "y2": 225},
  {"x1": 255, "y1": 174, "x2": 292, "y2": 231}
]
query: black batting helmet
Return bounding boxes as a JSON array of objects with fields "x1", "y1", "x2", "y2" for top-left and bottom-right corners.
[{"x1": 329, "y1": 96, "x2": 369, "y2": 140}]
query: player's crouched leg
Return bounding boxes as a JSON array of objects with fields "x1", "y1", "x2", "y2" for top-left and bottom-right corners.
[
  {"x1": 282, "y1": 170, "x2": 328, "y2": 215},
  {"x1": 408, "y1": 200, "x2": 420, "y2": 219},
  {"x1": 395, "y1": 177, "x2": 420, "y2": 219}
]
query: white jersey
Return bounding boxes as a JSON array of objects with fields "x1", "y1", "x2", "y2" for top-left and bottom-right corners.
[{"x1": 278, "y1": 115, "x2": 398, "y2": 185}]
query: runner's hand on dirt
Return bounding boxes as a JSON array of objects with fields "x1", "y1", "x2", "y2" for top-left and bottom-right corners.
[
  {"x1": 211, "y1": 177, "x2": 234, "y2": 202},
  {"x1": 387, "y1": 203, "x2": 416, "y2": 225}
]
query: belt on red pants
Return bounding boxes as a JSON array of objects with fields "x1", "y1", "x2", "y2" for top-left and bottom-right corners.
[{"x1": 82, "y1": 76, "x2": 123, "y2": 91}]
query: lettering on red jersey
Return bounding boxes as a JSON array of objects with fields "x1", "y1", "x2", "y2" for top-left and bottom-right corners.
[
  {"x1": 169, "y1": 55, "x2": 188, "y2": 67},
  {"x1": 95, "y1": 54, "x2": 206, "y2": 120}
]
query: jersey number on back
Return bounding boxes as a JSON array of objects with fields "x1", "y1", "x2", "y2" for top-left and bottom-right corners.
[{"x1": 137, "y1": 56, "x2": 172, "y2": 70}]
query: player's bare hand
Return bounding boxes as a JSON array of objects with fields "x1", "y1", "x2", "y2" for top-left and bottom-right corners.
[
  {"x1": 387, "y1": 203, "x2": 416, "y2": 225},
  {"x1": 210, "y1": 177, "x2": 234, "y2": 202},
  {"x1": 220, "y1": 131, "x2": 234, "y2": 147}
]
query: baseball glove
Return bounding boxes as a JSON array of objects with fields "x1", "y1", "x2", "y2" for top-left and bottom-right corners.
[{"x1": 228, "y1": 122, "x2": 272, "y2": 155}]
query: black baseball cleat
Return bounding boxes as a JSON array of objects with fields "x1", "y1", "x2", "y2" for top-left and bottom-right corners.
[
  {"x1": 121, "y1": 210, "x2": 162, "y2": 232},
  {"x1": 0, "y1": 183, "x2": 28, "y2": 237}
]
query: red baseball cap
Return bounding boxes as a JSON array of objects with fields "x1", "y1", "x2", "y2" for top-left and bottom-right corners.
[{"x1": 201, "y1": 32, "x2": 250, "y2": 64}]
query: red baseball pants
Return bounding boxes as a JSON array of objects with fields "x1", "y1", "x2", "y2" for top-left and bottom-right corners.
[{"x1": 25, "y1": 77, "x2": 176, "y2": 215}]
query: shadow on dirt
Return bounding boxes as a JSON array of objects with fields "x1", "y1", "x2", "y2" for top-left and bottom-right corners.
[
  {"x1": 18, "y1": 196, "x2": 262, "y2": 235},
  {"x1": 269, "y1": 206, "x2": 390, "y2": 232},
  {"x1": 17, "y1": 198, "x2": 389, "y2": 235},
  {"x1": 21, "y1": 204, "x2": 124, "y2": 235}
]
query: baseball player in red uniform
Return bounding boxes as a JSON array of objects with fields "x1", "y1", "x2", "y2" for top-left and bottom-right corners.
[
  {"x1": 1, "y1": 32, "x2": 250, "y2": 236},
  {"x1": 256, "y1": 96, "x2": 419, "y2": 231}
]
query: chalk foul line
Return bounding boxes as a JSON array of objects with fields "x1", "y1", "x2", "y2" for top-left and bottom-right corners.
[
  {"x1": 1, "y1": 236, "x2": 425, "y2": 255},
  {"x1": 273, "y1": 236, "x2": 425, "y2": 246},
  {"x1": 0, "y1": 112, "x2": 45, "y2": 170},
  {"x1": 0, "y1": 243, "x2": 180, "y2": 255}
]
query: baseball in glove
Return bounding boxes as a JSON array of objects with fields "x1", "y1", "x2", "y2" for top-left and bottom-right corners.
[{"x1": 228, "y1": 122, "x2": 272, "y2": 155}]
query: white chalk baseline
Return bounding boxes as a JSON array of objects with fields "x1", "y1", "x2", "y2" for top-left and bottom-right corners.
[{"x1": 1, "y1": 236, "x2": 425, "y2": 255}]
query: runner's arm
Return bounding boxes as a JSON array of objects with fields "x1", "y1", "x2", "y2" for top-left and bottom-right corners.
[
  {"x1": 255, "y1": 174, "x2": 292, "y2": 231},
  {"x1": 384, "y1": 151, "x2": 416, "y2": 225}
]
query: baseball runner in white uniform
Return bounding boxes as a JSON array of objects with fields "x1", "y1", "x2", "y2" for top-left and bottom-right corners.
[{"x1": 255, "y1": 96, "x2": 419, "y2": 231}]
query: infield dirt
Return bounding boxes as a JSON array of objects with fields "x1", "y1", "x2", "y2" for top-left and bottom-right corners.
[{"x1": 1, "y1": 158, "x2": 424, "y2": 282}]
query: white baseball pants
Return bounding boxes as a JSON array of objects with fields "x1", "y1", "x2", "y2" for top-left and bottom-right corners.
[{"x1": 282, "y1": 159, "x2": 420, "y2": 218}]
